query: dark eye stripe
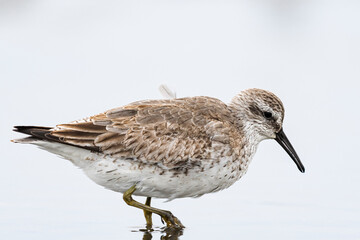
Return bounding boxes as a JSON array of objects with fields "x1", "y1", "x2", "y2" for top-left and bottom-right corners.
[
  {"x1": 249, "y1": 104, "x2": 274, "y2": 120},
  {"x1": 249, "y1": 104, "x2": 262, "y2": 116}
]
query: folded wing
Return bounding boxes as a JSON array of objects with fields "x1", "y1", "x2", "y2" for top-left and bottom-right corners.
[{"x1": 45, "y1": 97, "x2": 236, "y2": 168}]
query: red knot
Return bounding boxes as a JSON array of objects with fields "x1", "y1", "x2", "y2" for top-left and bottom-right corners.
[{"x1": 12, "y1": 88, "x2": 305, "y2": 229}]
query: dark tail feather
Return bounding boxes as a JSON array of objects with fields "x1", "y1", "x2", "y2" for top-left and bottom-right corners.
[
  {"x1": 13, "y1": 126, "x2": 99, "y2": 152},
  {"x1": 13, "y1": 126, "x2": 52, "y2": 135},
  {"x1": 13, "y1": 125, "x2": 61, "y2": 142}
]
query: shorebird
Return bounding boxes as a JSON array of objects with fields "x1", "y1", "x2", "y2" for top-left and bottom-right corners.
[{"x1": 12, "y1": 88, "x2": 305, "y2": 229}]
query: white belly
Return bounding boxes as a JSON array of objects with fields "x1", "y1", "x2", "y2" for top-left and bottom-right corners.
[
  {"x1": 32, "y1": 141, "x2": 245, "y2": 200},
  {"x1": 84, "y1": 156, "x2": 243, "y2": 200}
]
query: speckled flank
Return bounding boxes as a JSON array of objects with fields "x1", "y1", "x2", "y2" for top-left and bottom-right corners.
[{"x1": 13, "y1": 88, "x2": 286, "y2": 200}]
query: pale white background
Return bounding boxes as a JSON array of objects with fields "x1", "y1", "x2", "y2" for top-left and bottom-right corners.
[{"x1": 1, "y1": 0, "x2": 359, "y2": 239}]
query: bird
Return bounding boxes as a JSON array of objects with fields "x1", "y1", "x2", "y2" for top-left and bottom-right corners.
[{"x1": 12, "y1": 88, "x2": 305, "y2": 229}]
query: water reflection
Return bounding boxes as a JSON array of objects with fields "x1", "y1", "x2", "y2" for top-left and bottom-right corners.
[{"x1": 133, "y1": 226, "x2": 184, "y2": 240}]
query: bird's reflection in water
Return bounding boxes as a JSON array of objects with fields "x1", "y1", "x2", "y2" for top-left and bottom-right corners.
[{"x1": 133, "y1": 226, "x2": 183, "y2": 240}]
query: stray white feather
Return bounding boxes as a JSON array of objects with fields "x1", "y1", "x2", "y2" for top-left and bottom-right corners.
[{"x1": 159, "y1": 84, "x2": 176, "y2": 99}]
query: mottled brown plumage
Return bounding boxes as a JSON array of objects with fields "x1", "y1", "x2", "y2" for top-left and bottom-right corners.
[{"x1": 51, "y1": 96, "x2": 243, "y2": 168}]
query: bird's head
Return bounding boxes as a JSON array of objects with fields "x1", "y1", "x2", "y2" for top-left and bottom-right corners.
[{"x1": 230, "y1": 88, "x2": 305, "y2": 173}]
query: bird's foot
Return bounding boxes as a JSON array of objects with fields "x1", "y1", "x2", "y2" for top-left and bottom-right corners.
[{"x1": 161, "y1": 211, "x2": 185, "y2": 229}]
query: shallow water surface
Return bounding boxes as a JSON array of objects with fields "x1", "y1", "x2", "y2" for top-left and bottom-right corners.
[{"x1": 1, "y1": 0, "x2": 360, "y2": 239}]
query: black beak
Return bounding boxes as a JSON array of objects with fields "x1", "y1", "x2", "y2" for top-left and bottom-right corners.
[{"x1": 275, "y1": 129, "x2": 305, "y2": 173}]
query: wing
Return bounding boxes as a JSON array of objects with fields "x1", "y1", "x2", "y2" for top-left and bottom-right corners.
[{"x1": 50, "y1": 97, "x2": 237, "y2": 168}]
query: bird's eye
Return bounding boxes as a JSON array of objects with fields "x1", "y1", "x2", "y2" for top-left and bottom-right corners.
[{"x1": 263, "y1": 111, "x2": 272, "y2": 119}]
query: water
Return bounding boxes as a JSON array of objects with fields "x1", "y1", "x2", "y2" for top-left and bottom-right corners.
[{"x1": 1, "y1": 0, "x2": 360, "y2": 239}]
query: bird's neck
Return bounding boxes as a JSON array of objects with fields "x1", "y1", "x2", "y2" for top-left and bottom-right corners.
[
  {"x1": 234, "y1": 121, "x2": 265, "y2": 177},
  {"x1": 228, "y1": 101, "x2": 265, "y2": 175}
]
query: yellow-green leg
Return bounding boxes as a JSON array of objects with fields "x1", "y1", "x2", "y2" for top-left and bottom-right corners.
[
  {"x1": 123, "y1": 185, "x2": 184, "y2": 229},
  {"x1": 143, "y1": 197, "x2": 153, "y2": 228}
]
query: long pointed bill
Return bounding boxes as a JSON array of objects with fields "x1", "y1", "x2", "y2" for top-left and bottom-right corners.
[{"x1": 275, "y1": 129, "x2": 305, "y2": 173}]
